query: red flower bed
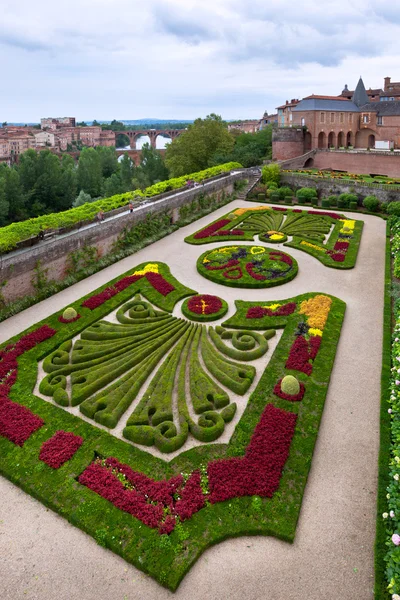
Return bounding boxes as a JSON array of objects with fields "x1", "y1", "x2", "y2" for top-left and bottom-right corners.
[
  {"x1": 272, "y1": 207, "x2": 286, "y2": 211},
  {"x1": 79, "y1": 457, "x2": 205, "y2": 534},
  {"x1": 187, "y1": 295, "x2": 223, "y2": 315},
  {"x1": 285, "y1": 334, "x2": 321, "y2": 375},
  {"x1": 39, "y1": 431, "x2": 84, "y2": 468},
  {"x1": 329, "y1": 252, "x2": 345, "y2": 262},
  {"x1": 223, "y1": 266, "x2": 243, "y2": 280},
  {"x1": 214, "y1": 228, "x2": 244, "y2": 236},
  {"x1": 246, "y1": 302, "x2": 296, "y2": 319},
  {"x1": 78, "y1": 404, "x2": 297, "y2": 531},
  {"x1": 333, "y1": 241, "x2": 349, "y2": 251},
  {"x1": 245, "y1": 262, "x2": 267, "y2": 281},
  {"x1": 205, "y1": 259, "x2": 239, "y2": 271},
  {"x1": 307, "y1": 210, "x2": 341, "y2": 219},
  {"x1": 58, "y1": 314, "x2": 81, "y2": 324},
  {"x1": 273, "y1": 378, "x2": 305, "y2": 402},
  {"x1": 207, "y1": 404, "x2": 297, "y2": 503},
  {"x1": 270, "y1": 251, "x2": 293, "y2": 266},
  {"x1": 194, "y1": 219, "x2": 231, "y2": 239},
  {"x1": 0, "y1": 400, "x2": 44, "y2": 446},
  {"x1": 0, "y1": 325, "x2": 56, "y2": 446},
  {"x1": 145, "y1": 272, "x2": 175, "y2": 296},
  {"x1": 82, "y1": 271, "x2": 175, "y2": 310}
]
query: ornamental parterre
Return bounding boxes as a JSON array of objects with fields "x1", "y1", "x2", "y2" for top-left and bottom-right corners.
[
  {"x1": 197, "y1": 245, "x2": 298, "y2": 288},
  {"x1": 186, "y1": 207, "x2": 363, "y2": 269},
  {"x1": 0, "y1": 260, "x2": 346, "y2": 591}
]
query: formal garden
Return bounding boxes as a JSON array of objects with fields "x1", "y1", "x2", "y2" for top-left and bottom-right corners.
[{"x1": 0, "y1": 169, "x2": 398, "y2": 598}]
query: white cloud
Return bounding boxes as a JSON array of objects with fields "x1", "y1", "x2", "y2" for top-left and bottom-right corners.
[{"x1": 1, "y1": 0, "x2": 400, "y2": 121}]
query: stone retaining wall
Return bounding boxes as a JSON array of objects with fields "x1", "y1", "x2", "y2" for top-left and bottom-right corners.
[
  {"x1": 280, "y1": 173, "x2": 400, "y2": 203},
  {"x1": 0, "y1": 173, "x2": 243, "y2": 302}
]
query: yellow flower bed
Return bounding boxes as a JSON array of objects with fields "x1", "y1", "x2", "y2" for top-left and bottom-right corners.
[
  {"x1": 300, "y1": 241, "x2": 325, "y2": 253},
  {"x1": 299, "y1": 295, "x2": 332, "y2": 330},
  {"x1": 234, "y1": 206, "x2": 270, "y2": 216},
  {"x1": 133, "y1": 263, "x2": 159, "y2": 276}
]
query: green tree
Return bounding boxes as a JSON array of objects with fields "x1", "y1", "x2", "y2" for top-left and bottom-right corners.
[
  {"x1": 116, "y1": 133, "x2": 130, "y2": 148},
  {"x1": 73, "y1": 190, "x2": 92, "y2": 207},
  {"x1": 31, "y1": 150, "x2": 62, "y2": 211},
  {"x1": 119, "y1": 154, "x2": 134, "y2": 190},
  {"x1": 165, "y1": 114, "x2": 234, "y2": 177},
  {"x1": 0, "y1": 176, "x2": 9, "y2": 225},
  {"x1": 133, "y1": 143, "x2": 169, "y2": 189},
  {"x1": 104, "y1": 172, "x2": 124, "y2": 197},
  {"x1": 60, "y1": 155, "x2": 78, "y2": 209},
  {"x1": 18, "y1": 149, "x2": 38, "y2": 193},
  {"x1": 77, "y1": 148, "x2": 103, "y2": 197},
  {"x1": 5, "y1": 169, "x2": 26, "y2": 221},
  {"x1": 96, "y1": 146, "x2": 118, "y2": 178}
]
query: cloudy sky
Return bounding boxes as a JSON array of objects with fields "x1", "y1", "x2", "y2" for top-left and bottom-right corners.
[{"x1": 2, "y1": 0, "x2": 400, "y2": 122}]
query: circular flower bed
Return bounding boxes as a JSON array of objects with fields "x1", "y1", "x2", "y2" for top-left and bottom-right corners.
[
  {"x1": 182, "y1": 294, "x2": 228, "y2": 322},
  {"x1": 197, "y1": 245, "x2": 298, "y2": 288}
]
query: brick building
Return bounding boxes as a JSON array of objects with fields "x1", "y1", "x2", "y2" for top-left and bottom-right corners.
[
  {"x1": 276, "y1": 99, "x2": 300, "y2": 126},
  {"x1": 228, "y1": 120, "x2": 260, "y2": 133},
  {"x1": 273, "y1": 77, "x2": 400, "y2": 159},
  {"x1": 41, "y1": 117, "x2": 76, "y2": 130}
]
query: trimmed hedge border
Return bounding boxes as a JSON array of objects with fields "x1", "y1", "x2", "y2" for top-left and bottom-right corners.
[
  {"x1": 375, "y1": 223, "x2": 392, "y2": 600},
  {"x1": 0, "y1": 266, "x2": 345, "y2": 591}
]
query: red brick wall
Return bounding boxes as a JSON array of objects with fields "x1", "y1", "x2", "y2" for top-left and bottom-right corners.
[{"x1": 313, "y1": 151, "x2": 400, "y2": 177}]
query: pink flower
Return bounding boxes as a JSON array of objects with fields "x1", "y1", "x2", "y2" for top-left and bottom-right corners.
[
  {"x1": 389, "y1": 409, "x2": 393, "y2": 414},
  {"x1": 396, "y1": 381, "x2": 400, "y2": 386},
  {"x1": 392, "y1": 534, "x2": 400, "y2": 546}
]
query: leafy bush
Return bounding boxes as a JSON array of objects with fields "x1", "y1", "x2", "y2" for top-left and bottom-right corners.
[
  {"x1": 0, "y1": 162, "x2": 241, "y2": 253},
  {"x1": 328, "y1": 195, "x2": 338, "y2": 206},
  {"x1": 266, "y1": 182, "x2": 278, "y2": 190},
  {"x1": 338, "y1": 193, "x2": 358, "y2": 208},
  {"x1": 321, "y1": 199, "x2": 330, "y2": 208},
  {"x1": 262, "y1": 163, "x2": 280, "y2": 186},
  {"x1": 349, "y1": 201, "x2": 358, "y2": 210},
  {"x1": 296, "y1": 187, "x2": 317, "y2": 202},
  {"x1": 276, "y1": 186, "x2": 293, "y2": 200},
  {"x1": 362, "y1": 195, "x2": 380, "y2": 212},
  {"x1": 387, "y1": 202, "x2": 400, "y2": 217}
]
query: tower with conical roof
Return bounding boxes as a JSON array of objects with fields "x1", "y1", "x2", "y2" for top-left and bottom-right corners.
[{"x1": 352, "y1": 77, "x2": 369, "y2": 107}]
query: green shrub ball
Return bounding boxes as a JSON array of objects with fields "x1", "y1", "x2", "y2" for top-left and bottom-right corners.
[
  {"x1": 281, "y1": 375, "x2": 300, "y2": 396},
  {"x1": 62, "y1": 307, "x2": 77, "y2": 321}
]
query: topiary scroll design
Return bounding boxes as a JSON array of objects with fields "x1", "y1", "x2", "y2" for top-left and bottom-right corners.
[{"x1": 38, "y1": 295, "x2": 272, "y2": 453}]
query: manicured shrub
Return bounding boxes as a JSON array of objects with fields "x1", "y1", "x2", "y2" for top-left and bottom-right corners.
[
  {"x1": 387, "y1": 202, "x2": 400, "y2": 216},
  {"x1": 338, "y1": 193, "x2": 358, "y2": 208},
  {"x1": 362, "y1": 195, "x2": 380, "y2": 212},
  {"x1": 62, "y1": 307, "x2": 77, "y2": 321},
  {"x1": 321, "y1": 199, "x2": 330, "y2": 208},
  {"x1": 267, "y1": 182, "x2": 278, "y2": 190},
  {"x1": 270, "y1": 191, "x2": 280, "y2": 202},
  {"x1": 258, "y1": 193, "x2": 266, "y2": 201},
  {"x1": 281, "y1": 375, "x2": 300, "y2": 396},
  {"x1": 349, "y1": 201, "x2": 358, "y2": 210},
  {"x1": 276, "y1": 186, "x2": 293, "y2": 200},
  {"x1": 262, "y1": 163, "x2": 280, "y2": 186},
  {"x1": 296, "y1": 187, "x2": 317, "y2": 203},
  {"x1": 284, "y1": 196, "x2": 293, "y2": 205},
  {"x1": 328, "y1": 195, "x2": 338, "y2": 206}
]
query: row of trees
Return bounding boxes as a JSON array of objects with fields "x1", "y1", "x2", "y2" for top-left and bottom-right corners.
[
  {"x1": 0, "y1": 114, "x2": 272, "y2": 227},
  {"x1": 164, "y1": 114, "x2": 272, "y2": 176},
  {"x1": 0, "y1": 144, "x2": 168, "y2": 225}
]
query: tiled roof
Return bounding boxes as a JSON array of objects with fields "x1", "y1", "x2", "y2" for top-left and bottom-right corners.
[
  {"x1": 360, "y1": 101, "x2": 400, "y2": 116},
  {"x1": 293, "y1": 98, "x2": 359, "y2": 112},
  {"x1": 303, "y1": 95, "x2": 351, "y2": 101}
]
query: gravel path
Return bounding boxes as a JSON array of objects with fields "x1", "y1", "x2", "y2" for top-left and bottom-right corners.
[{"x1": 0, "y1": 201, "x2": 385, "y2": 600}]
